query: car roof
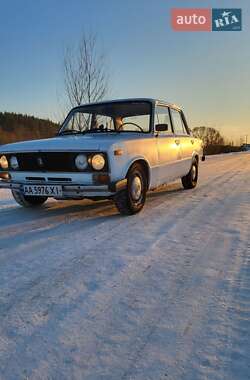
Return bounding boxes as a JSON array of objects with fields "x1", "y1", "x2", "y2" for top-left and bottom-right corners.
[{"x1": 72, "y1": 98, "x2": 182, "y2": 112}]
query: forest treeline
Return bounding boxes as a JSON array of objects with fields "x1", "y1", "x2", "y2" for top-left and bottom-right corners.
[{"x1": 0, "y1": 112, "x2": 59, "y2": 145}]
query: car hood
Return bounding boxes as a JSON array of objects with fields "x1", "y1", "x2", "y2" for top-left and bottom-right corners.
[{"x1": 0, "y1": 133, "x2": 141, "y2": 153}]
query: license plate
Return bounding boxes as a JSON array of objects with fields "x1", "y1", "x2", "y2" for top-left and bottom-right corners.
[{"x1": 23, "y1": 185, "x2": 63, "y2": 197}]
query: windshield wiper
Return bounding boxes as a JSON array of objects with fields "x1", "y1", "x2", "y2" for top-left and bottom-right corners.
[
  {"x1": 84, "y1": 128, "x2": 119, "y2": 133},
  {"x1": 59, "y1": 128, "x2": 119, "y2": 136},
  {"x1": 59, "y1": 130, "x2": 84, "y2": 136}
]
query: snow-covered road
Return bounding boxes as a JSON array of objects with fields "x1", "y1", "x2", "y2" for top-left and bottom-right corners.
[{"x1": 0, "y1": 152, "x2": 249, "y2": 380}]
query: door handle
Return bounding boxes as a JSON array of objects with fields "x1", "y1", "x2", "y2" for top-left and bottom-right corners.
[{"x1": 175, "y1": 139, "x2": 180, "y2": 145}]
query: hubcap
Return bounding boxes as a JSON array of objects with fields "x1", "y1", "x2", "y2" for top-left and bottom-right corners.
[
  {"x1": 192, "y1": 165, "x2": 197, "y2": 181},
  {"x1": 131, "y1": 175, "x2": 142, "y2": 201}
]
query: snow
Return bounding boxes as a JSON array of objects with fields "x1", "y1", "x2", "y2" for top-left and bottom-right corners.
[{"x1": 0, "y1": 152, "x2": 249, "y2": 379}]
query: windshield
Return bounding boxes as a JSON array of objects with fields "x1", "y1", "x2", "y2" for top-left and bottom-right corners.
[{"x1": 59, "y1": 101, "x2": 152, "y2": 135}]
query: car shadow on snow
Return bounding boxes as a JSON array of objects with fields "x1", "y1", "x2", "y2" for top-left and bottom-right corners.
[
  {"x1": 0, "y1": 200, "x2": 122, "y2": 251},
  {"x1": 0, "y1": 198, "x2": 118, "y2": 227},
  {"x1": 147, "y1": 183, "x2": 183, "y2": 199},
  {"x1": 0, "y1": 182, "x2": 184, "y2": 230},
  {"x1": 0, "y1": 199, "x2": 16, "y2": 207},
  {"x1": 0, "y1": 183, "x2": 185, "y2": 251}
]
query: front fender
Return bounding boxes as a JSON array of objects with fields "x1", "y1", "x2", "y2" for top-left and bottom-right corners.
[
  {"x1": 123, "y1": 155, "x2": 151, "y2": 177},
  {"x1": 109, "y1": 153, "x2": 151, "y2": 185}
]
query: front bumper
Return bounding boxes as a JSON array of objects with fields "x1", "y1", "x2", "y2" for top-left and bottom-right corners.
[{"x1": 0, "y1": 178, "x2": 127, "y2": 198}]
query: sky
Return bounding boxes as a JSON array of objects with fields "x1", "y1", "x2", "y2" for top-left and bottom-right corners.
[{"x1": 0, "y1": 0, "x2": 249, "y2": 144}]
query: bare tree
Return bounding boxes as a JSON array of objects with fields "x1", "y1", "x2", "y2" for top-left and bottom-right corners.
[
  {"x1": 192, "y1": 126, "x2": 225, "y2": 148},
  {"x1": 64, "y1": 32, "x2": 108, "y2": 108}
]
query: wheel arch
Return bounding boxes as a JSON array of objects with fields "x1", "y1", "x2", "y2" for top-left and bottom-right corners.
[
  {"x1": 194, "y1": 153, "x2": 199, "y2": 163},
  {"x1": 126, "y1": 158, "x2": 150, "y2": 190},
  {"x1": 186, "y1": 153, "x2": 199, "y2": 173},
  {"x1": 191, "y1": 151, "x2": 199, "y2": 164}
]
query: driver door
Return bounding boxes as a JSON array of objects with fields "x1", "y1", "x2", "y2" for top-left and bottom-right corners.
[{"x1": 155, "y1": 105, "x2": 182, "y2": 185}]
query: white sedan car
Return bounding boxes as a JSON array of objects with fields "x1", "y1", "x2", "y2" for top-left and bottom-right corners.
[{"x1": 0, "y1": 98, "x2": 203, "y2": 215}]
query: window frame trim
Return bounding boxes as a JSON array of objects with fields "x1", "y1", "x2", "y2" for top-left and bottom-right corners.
[
  {"x1": 59, "y1": 100, "x2": 153, "y2": 135},
  {"x1": 170, "y1": 108, "x2": 190, "y2": 136},
  {"x1": 154, "y1": 104, "x2": 174, "y2": 135}
]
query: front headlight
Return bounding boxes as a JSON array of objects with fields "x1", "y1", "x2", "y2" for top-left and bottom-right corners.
[
  {"x1": 75, "y1": 154, "x2": 88, "y2": 171},
  {"x1": 0, "y1": 155, "x2": 8, "y2": 170},
  {"x1": 91, "y1": 154, "x2": 105, "y2": 171},
  {"x1": 10, "y1": 156, "x2": 19, "y2": 170}
]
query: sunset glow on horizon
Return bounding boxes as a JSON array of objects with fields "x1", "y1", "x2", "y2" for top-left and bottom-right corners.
[{"x1": 0, "y1": 0, "x2": 249, "y2": 145}]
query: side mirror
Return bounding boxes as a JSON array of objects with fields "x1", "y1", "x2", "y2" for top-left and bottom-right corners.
[{"x1": 155, "y1": 123, "x2": 169, "y2": 132}]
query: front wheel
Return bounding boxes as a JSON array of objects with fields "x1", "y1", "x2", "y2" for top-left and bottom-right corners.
[
  {"x1": 181, "y1": 159, "x2": 198, "y2": 189},
  {"x1": 114, "y1": 163, "x2": 147, "y2": 215},
  {"x1": 12, "y1": 190, "x2": 48, "y2": 208}
]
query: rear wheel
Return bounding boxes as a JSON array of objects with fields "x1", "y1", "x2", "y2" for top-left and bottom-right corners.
[
  {"x1": 181, "y1": 159, "x2": 198, "y2": 189},
  {"x1": 12, "y1": 190, "x2": 48, "y2": 208},
  {"x1": 114, "y1": 163, "x2": 147, "y2": 215}
]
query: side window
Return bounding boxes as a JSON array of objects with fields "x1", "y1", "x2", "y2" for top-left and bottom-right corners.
[
  {"x1": 154, "y1": 106, "x2": 173, "y2": 134},
  {"x1": 171, "y1": 109, "x2": 188, "y2": 135}
]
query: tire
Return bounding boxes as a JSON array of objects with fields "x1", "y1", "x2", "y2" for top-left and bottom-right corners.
[
  {"x1": 181, "y1": 159, "x2": 198, "y2": 189},
  {"x1": 12, "y1": 190, "x2": 48, "y2": 208},
  {"x1": 114, "y1": 163, "x2": 147, "y2": 215}
]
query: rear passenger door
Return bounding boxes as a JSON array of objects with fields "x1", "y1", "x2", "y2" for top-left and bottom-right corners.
[{"x1": 170, "y1": 108, "x2": 192, "y2": 175}]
